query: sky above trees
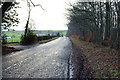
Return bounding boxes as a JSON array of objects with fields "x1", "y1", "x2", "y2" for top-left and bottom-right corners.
[{"x1": 9, "y1": 0, "x2": 78, "y2": 30}]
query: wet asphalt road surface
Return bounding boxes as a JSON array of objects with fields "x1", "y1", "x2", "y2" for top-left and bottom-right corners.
[{"x1": 2, "y1": 37, "x2": 72, "y2": 78}]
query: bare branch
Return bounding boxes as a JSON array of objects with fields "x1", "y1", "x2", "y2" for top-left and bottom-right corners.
[{"x1": 29, "y1": 0, "x2": 44, "y2": 10}]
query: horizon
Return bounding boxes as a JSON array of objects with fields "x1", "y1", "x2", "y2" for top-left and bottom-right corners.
[{"x1": 2, "y1": 29, "x2": 67, "y2": 31}]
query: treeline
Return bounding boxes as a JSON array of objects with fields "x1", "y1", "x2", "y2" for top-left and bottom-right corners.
[{"x1": 67, "y1": 2, "x2": 120, "y2": 49}]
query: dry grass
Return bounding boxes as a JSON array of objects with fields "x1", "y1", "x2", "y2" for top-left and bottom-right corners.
[{"x1": 71, "y1": 38, "x2": 120, "y2": 78}]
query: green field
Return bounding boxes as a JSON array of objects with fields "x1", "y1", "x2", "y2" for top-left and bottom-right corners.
[
  {"x1": 61, "y1": 31, "x2": 67, "y2": 36},
  {"x1": 2, "y1": 31, "x2": 24, "y2": 42}
]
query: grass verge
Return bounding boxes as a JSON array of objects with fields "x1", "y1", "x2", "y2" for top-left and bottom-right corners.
[
  {"x1": 70, "y1": 38, "x2": 120, "y2": 78},
  {"x1": 38, "y1": 37, "x2": 59, "y2": 44}
]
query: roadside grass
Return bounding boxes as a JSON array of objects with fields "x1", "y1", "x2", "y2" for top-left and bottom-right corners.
[
  {"x1": 70, "y1": 38, "x2": 119, "y2": 78},
  {"x1": 3, "y1": 43, "x2": 20, "y2": 47},
  {"x1": 39, "y1": 37, "x2": 59, "y2": 43}
]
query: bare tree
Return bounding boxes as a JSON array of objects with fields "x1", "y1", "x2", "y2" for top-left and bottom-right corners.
[
  {"x1": 66, "y1": 1, "x2": 120, "y2": 49},
  {"x1": 24, "y1": 0, "x2": 44, "y2": 43}
]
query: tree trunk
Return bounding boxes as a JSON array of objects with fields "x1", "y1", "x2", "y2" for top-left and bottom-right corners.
[
  {"x1": 100, "y1": 2, "x2": 104, "y2": 41},
  {"x1": 24, "y1": 0, "x2": 31, "y2": 42},
  {"x1": 116, "y1": 2, "x2": 120, "y2": 49},
  {"x1": 105, "y1": 2, "x2": 111, "y2": 40}
]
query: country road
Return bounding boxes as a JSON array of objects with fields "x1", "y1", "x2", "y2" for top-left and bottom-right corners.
[{"x1": 2, "y1": 37, "x2": 73, "y2": 78}]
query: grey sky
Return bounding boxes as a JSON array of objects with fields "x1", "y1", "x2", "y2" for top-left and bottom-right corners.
[{"x1": 9, "y1": 0, "x2": 78, "y2": 30}]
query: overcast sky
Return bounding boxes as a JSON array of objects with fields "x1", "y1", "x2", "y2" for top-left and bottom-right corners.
[{"x1": 9, "y1": 0, "x2": 78, "y2": 30}]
